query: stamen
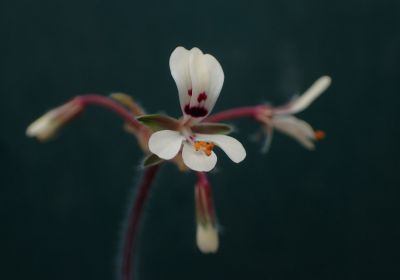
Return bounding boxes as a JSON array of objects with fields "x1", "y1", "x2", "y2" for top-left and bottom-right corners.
[
  {"x1": 194, "y1": 141, "x2": 215, "y2": 156},
  {"x1": 314, "y1": 130, "x2": 326, "y2": 140}
]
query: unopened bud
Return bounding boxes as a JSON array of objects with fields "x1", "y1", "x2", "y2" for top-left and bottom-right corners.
[
  {"x1": 196, "y1": 223, "x2": 219, "y2": 254},
  {"x1": 195, "y1": 178, "x2": 219, "y2": 253},
  {"x1": 26, "y1": 99, "x2": 83, "y2": 141}
]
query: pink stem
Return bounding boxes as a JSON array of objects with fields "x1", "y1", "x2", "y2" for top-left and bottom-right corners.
[
  {"x1": 205, "y1": 105, "x2": 267, "y2": 123},
  {"x1": 73, "y1": 94, "x2": 143, "y2": 131},
  {"x1": 121, "y1": 165, "x2": 160, "y2": 280},
  {"x1": 196, "y1": 172, "x2": 215, "y2": 220}
]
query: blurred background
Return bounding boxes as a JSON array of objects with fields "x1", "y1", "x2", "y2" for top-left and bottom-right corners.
[{"x1": 1, "y1": 0, "x2": 400, "y2": 279}]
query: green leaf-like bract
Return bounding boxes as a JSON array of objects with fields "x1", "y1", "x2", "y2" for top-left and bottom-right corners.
[
  {"x1": 143, "y1": 154, "x2": 164, "y2": 168},
  {"x1": 136, "y1": 114, "x2": 180, "y2": 131}
]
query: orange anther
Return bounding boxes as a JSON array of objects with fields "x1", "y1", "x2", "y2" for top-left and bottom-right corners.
[
  {"x1": 194, "y1": 141, "x2": 202, "y2": 151},
  {"x1": 315, "y1": 130, "x2": 326, "y2": 140},
  {"x1": 194, "y1": 141, "x2": 215, "y2": 156}
]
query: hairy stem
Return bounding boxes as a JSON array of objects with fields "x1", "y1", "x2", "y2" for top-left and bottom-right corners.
[
  {"x1": 74, "y1": 94, "x2": 143, "y2": 131},
  {"x1": 205, "y1": 105, "x2": 268, "y2": 123},
  {"x1": 121, "y1": 165, "x2": 160, "y2": 280}
]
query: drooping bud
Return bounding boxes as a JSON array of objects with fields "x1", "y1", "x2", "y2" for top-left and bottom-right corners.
[
  {"x1": 195, "y1": 173, "x2": 219, "y2": 253},
  {"x1": 26, "y1": 99, "x2": 84, "y2": 141}
]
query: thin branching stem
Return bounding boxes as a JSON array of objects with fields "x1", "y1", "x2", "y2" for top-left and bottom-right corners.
[
  {"x1": 74, "y1": 94, "x2": 144, "y2": 131},
  {"x1": 121, "y1": 165, "x2": 160, "y2": 280},
  {"x1": 205, "y1": 105, "x2": 268, "y2": 123}
]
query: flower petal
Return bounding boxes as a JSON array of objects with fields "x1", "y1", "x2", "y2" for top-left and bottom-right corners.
[
  {"x1": 272, "y1": 115, "x2": 316, "y2": 150},
  {"x1": 182, "y1": 142, "x2": 217, "y2": 172},
  {"x1": 282, "y1": 76, "x2": 331, "y2": 115},
  {"x1": 148, "y1": 130, "x2": 184, "y2": 160},
  {"x1": 169, "y1": 46, "x2": 192, "y2": 114},
  {"x1": 195, "y1": 134, "x2": 246, "y2": 163},
  {"x1": 261, "y1": 124, "x2": 274, "y2": 154},
  {"x1": 185, "y1": 48, "x2": 224, "y2": 121},
  {"x1": 202, "y1": 53, "x2": 224, "y2": 113},
  {"x1": 189, "y1": 48, "x2": 208, "y2": 108}
]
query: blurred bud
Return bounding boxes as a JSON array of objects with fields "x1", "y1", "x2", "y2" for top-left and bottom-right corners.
[
  {"x1": 195, "y1": 177, "x2": 219, "y2": 253},
  {"x1": 196, "y1": 223, "x2": 218, "y2": 254},
  {"x1": 26, "y1": 99, "x2": 84, "y2": 141}
]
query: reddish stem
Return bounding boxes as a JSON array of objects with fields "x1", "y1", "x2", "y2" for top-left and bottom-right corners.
[
  {"x1": 196, "y1": 171, "x2": 209, "y2": 185},
  {"x1": 205, "y1": 105, "x2": 267, "y2": 123},
  {"x1": 196, "y1": 172, "x2": 215, "y2": 221},
  {"x1": 121, "y1": 165, "x2": 160, "y2": 280},
  {"x1": 73, "y1": 94, "x2": 143, "y2": 131}
]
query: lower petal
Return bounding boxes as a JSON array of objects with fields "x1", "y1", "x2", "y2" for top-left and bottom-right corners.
[
  {"x1": 148, "y1": 130, "x2": 184, "y2": 160},
  {"x1": 195, "y1": 134, "x2": 246, "y2": 163},
  {"x1": 272, "y1": 115, "x2": 316, "y2": 150},
  {"x1": 182, "y1": 142, "x2": 217, "y2": 172}
]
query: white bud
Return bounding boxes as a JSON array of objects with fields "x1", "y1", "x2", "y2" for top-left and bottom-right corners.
[{"x1": 196, "y1": 224, "x2": 219, "y2": 254}]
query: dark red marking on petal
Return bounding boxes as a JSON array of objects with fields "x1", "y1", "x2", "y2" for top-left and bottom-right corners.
[
  {"x1": 197, "y1": 92, "x2": 207, "y2": 103},
  {"x1": 184, "y1": 104, "x2": 208, "y2": 117},
  {"x1": 188, "y1": 89, "x2": 192, "y2": 96}
]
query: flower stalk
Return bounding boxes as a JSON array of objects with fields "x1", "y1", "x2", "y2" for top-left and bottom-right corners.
[
  {"x1": 73, "y1": 94, "x2": 144, "y2": 131},
  {"x1": 206, "y1": 105, "x2": 269, "y2": 123},
  {"x1": 121, "y1": 165, "x2": 160, "y2": 280}
]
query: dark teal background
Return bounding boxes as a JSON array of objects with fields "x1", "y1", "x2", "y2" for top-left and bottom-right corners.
[{"x1": 1, "y1": 0, "x2": 400, "y2": 279}]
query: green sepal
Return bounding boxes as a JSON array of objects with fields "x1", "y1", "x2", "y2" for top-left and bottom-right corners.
[
  {"x1": 191, "y1": 123, "x2": 233, "y2": 135},
  {"x1": 136, "y1": 114, "x2": 180, "y2": 131},
  {"x1": 143, "y1": 154, "x2": 164, "y2": 168}
]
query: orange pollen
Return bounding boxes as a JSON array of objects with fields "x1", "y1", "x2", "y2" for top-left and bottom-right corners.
[
  {"x1": 314, "y1": 130, "x2": 326, "y2": 141},
  {"x1": 194, "y1": 141, "x2": 215, "y2": 156}
]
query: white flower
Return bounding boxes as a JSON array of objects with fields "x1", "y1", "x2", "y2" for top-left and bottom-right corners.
[
  {"x1": 258, "y1": 76, "x2": 331, "y2": 152},
  {"x1": 148, "y1": 47, "x2": 246, "y2": 172}
]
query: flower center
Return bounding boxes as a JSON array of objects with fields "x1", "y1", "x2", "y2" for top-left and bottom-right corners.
[{"x1": 194, "y1": 141, "x2": 215, "y2": 156}]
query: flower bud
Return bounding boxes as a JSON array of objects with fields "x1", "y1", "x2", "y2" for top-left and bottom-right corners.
[
  {"x1": 195, "y1": 178, "x2": 219, "y2": 253},
  {"x1": 26, "y1": 99, "x2": 83, "y2": 141}
]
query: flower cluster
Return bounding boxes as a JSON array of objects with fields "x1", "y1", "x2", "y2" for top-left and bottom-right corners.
[{"x1": 26, "y1": 46, "x2": 331, "y2": 278}]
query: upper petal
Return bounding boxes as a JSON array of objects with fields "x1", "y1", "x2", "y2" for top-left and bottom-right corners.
[
  {"x1": 169, "y1": 47, "x2": 192, "y2": 113},
  {"x1": 182, "y1": 142, "x2": 217, "y2": 172},
  {"x1": 202, "y1": 53, "x2": 224, "y2": 113},
  {"x1": 275, "y1": 76, "x2": 331, "y2": 115},
  {"x1": 148, "y1": 130, "x2": 184, "y2": 160},
  {"x1": 189, "y1": 48, "x2": 209, "y2": 108},
  {"x1": 272, "y1": 115, "x2": 316, "y2": 150},
  {"x1": 184, "y1": 48, "x2": 224, "y2": 122},
  {"x1": 195, "y1": 134, "x2": 246, "y2": 163}
]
